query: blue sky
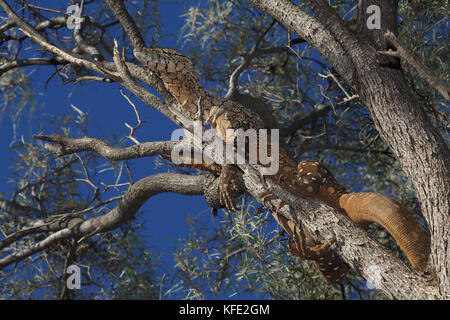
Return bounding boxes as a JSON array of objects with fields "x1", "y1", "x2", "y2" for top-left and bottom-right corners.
[
  {"x1": 1, "y1": 0, "x2": 381, "y2": 300},
  {"x1": 0, "y1": 0, "x2": 234, "y2": 298}
]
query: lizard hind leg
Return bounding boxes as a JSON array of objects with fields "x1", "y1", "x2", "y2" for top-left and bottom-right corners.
[
  {"x1": 258, "y1": 189, "x2": 277, "y2": 204},
  {"x1": 289, "y1": 225, "x2": 349, "y2": 284},
  {"x1": 296, "y1": 160, "x2": 347, "y2": 208},
  {"x1": 296, "y1": 160, "x2": 326, "y2": 197},
  {"x1": 257, "y1": 190, "x2": 288, "y2": 214},
  {"x1": 218, "y1": 164, "x2": 239, "y2": 211}
]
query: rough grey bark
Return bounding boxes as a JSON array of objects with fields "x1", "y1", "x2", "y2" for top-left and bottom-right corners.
[
  {"x1": 356, "y1": 0, "x2": 398, "y2": 48},
  {"x1": 1, "y1": 0, "x2": 447, "y2": 299},
  {"x1": 27, "y1": 127, "x2": 443, "y2": 298},
  {"x1": 245, "y1": 0, "x2": 450, "y2": 297},
  {"x1": 238, "y1": 164, "x2": 440, "y2": 299}
]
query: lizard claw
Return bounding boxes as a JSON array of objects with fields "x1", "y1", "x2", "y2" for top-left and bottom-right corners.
[
  {"x1": 218, "y1": 165, "x2": 238, "y2": 211},
  {"x1": 289, "y1": 225, "x2": 336, "y2": 260},
  {"x1": 289, "y1": 226, "x2": 348, "y2": 284},
  {"x1": 258, "y1": 190, "x2": 277, "y2": 204},
  {"x1": 218, "y1": 182, "x2": 237, "y2": 211}
]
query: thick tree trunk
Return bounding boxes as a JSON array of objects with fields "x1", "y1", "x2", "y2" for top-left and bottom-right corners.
[
  {"x1": 3, "y1": 0, "x2": 446, "y2": 299},
  {"x1": 246, "y1": 0, "x2": 450, "y2": 298},
  {"x1": 237, "y1": 163, "x2": 441, "y2": 299}
]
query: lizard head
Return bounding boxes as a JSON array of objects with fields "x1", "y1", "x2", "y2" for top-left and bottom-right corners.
[{"x1": 134, "y1": 47, "x2": 195, "y2": 76}]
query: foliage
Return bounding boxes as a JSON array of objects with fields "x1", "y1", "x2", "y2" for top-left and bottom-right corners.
[
  {"x1": 0, "y1": 0, "x2": 447, "y2": 299},
  {"x1": 0, "y1": 111, "x2": 161, "y2": 299},
  {"x1": 170, "y1": 0, "x2": 447, "y2": 299}
]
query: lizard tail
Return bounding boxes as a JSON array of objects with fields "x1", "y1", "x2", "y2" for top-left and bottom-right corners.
[{"x1": 338, "y1": 193, "x2": 428, "y2": 271}]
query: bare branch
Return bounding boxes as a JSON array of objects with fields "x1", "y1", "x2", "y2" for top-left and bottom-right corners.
[
  {"x1": 0, "y1": 198, "x2": 43, "y2": 222},
  {"x1": 225, "y1": 21, "x2": 305, "y2": 100},
  {"x1": 225, "y1": 19, "x2": 276, "y2": 98},
  {"x1": 0, "y1": 227, "x2": 76, "y2": 269},
  {"x1": 0, "y1": 57, "x2": 64, "y2": 75},
  {"x1": 379, "y1": 30, "x2": 450, "y2": 100},
  {"x1": 120, "y1": 88, "x2": 145, "y2": 144},
  {"x1": 104, "y1": 0, "x2": 146, "y2": 49},
  {"x1": 71, "y1": 76, "x2": 113, "y2": 84},
  {"x1": 0, "y1": 173, "x2": 205, "y2": 270},
  {"x1": 33, "y1": 134, "x2": 178, "y2": 161},
  {"x1": 318, "y1": 71, "x2": 353, "y2": 100},
  {"x1": 280, "y1": 103, "x2": 331, "y2": 137},
  {"x1": 0, "y1": 214, "x2": 83, "y2": 250},
  {"x1": 23, "y1": 3, "x2": 68, "y2": 15}
]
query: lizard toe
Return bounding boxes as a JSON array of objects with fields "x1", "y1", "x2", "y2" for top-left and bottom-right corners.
[{"x1": 219, "y1": 183, "x2": 237, "y2": 211}]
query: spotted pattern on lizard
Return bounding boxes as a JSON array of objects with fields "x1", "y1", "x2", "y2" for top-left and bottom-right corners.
[{"x1": 134, "y1": 47, "x2": 429, "y2": 283}]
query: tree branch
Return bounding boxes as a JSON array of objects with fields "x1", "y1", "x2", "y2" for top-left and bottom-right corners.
[
  {"x1": 246, "y1": 0, "x2": 450, "y2": 297},
  {"x1": 104, "y1": 0, "x2": 146, "y2": 49},
  {"x1": 379, "y1": 30, "x2": 450, "y2": 100},
  {"x1": 235, "y1": 162, "x2": 439, "y2": 299},
  {"x1": 225, "y1": 19, "x2": 276, "y2": 98},
  {"x1": 280, "y1": 104, "x2": 331, "y2": 137},
  {"x1": 0, "y1": 198, "x2": 43, "y2": 223},
  {"x1": 33, "y1": 134, "x2": 178, "y2": 160},
  {"x1": 0, "y1": 57, "x2": 64, "y2": 75},
  {"x1": 0, "y1": 173, "x2": 205, "y2": 270}
]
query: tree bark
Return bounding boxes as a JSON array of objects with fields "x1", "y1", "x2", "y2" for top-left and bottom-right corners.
[
  {"x1": 2, "y1": 0, "x2": 447, "y2": 299},
  {"x1": 245, "y1": 0, "x2": 450, "y2": 297},
  {"x1": 239, "y1": 164, "x2": 440, "y2": 299}
]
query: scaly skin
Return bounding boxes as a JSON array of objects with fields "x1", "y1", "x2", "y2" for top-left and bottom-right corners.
[{"x1": 134, "y1": 47, "x2": 429, "y2": 283}]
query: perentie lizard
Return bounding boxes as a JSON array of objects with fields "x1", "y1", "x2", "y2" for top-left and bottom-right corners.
[{"x1": 134, "y1": 47, "x2": 429, "y2": 283}]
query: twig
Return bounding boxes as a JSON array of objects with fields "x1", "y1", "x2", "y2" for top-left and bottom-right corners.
[
  {"x1": 120, "y1": 88, "x2": 145, "y2": 145},
  {"x1": 24, "y1": 3, "x2": 68, "y2": 15},
  {"x1": 318, "y1": 71, "x2": 352, "y2": 100},
  {"x1": 225, "y1": 19, "x2": 276, "y2": 98},
  {"x1": 70, "y1": 76, "x2": 113, "y2": 84}
]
